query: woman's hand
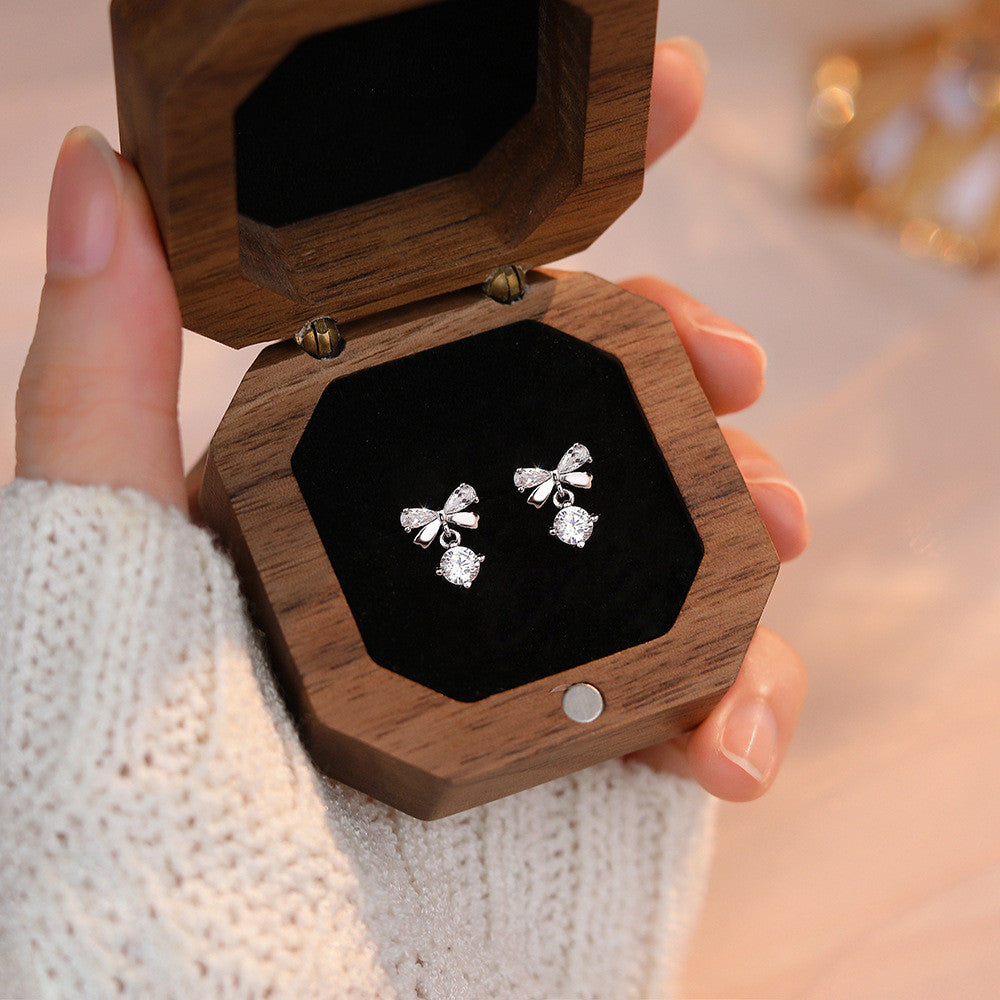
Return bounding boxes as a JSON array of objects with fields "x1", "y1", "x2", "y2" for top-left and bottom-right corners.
[
  {"x1": 624, "y1": 39, "x2": 808, "y2": 801},
  {"x1": 15, "y1": 38, "x2": 807, "y2": 805}
]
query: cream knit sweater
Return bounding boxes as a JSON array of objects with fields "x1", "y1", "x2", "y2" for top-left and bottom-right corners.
[{"x1": 0, "y1": 480, "x2": 714, "y2": 1000}]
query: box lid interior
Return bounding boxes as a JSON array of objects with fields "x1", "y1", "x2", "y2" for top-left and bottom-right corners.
[{"x1": 111, "y1": 0, "x2": 657, "y2": 348}]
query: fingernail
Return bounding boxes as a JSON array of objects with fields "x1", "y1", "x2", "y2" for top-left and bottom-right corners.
[
  {"x1": 47, "y1": 126, "x2": 123, "y2": 278},
  {"x1": 721, "y1": 700, "x2": 777, "y2": 783},
  {"x1": 686, "y1": 308, "x2": 768, "y2": 375},
  {"x1": 667, "y1": 36, "x2": 710, "y2": 81},
  {"x1": 740, "y1": 458, "x2": 808, "y2": 515}
]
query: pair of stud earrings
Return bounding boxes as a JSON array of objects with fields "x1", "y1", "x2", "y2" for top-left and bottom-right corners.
[{"x1": 399, "y1": 443, "x2": 600, "y2": 588}]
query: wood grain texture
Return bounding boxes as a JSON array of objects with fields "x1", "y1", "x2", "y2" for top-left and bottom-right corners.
[
  {"x1": 110, "y1": 0, "x2": 657, "y2": 349},
  {"x1": 200, "y1": 270, "x2": 779, "y2": 819}
]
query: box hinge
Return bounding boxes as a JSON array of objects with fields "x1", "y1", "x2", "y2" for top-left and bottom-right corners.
[
  {"x1": 482, "y1": 265, "x2": 527, "y2": 304},
  {"x1": 296, "y1": 316, "x2": 345, "y2": 359}
]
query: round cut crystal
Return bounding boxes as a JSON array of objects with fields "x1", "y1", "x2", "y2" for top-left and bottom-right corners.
[
  {"x1": 552, "y1": 506, "x2": 596, "y2": 548},
  {"x1": 438, "y1": 545, "x2": 483, "y2": 588}
]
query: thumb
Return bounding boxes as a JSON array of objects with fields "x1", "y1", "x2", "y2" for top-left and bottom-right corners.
[{"x1": 15, "y1": 126, "x2": 186, "y2": 511}]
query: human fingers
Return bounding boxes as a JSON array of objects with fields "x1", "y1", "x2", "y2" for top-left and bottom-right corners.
[
  {"x1": 619, "y1": 279, "x2": 808, "y2": 558},
  {"x1": 685, "y1": 628, "x2": 806, "y2": 800},
  {"x1": 724, "y1": 426, "x2": 809, "y2": 562},
  {"x1": 646, "y1": 37, "x2": 708, "y2": 169},
  {"x1": 615, "y1": 277, "x2": 808, "y2": 791},
  {"x1": 627, "y1": 628, "x2": 807, "y2": 801},
  {"x1": 619, "y1": 276, "x2": 767, "y2": 416},
  {"x1": 15, "y1": 127, "x2": 186, "y2": 510}
]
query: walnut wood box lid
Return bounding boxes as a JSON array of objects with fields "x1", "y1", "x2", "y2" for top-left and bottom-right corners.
[{"x1": 110, "y1": 0, "x2": 658, "y2": 349}]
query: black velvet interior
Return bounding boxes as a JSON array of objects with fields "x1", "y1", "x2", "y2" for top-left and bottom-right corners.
[
  {"x1": 234, "y1": 0, "x2": 540, "y2": 227},
  {"x1": 292, "y1": 322, "x2": 704, "y2": 702}
]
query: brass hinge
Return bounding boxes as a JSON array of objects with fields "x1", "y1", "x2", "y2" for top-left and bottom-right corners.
[
  {"x1": 482, "y1": 265, "x2": 527, "y2": 304},
  {"x1": 296, "y1": 316, "x2": 344, "y2": 359}
]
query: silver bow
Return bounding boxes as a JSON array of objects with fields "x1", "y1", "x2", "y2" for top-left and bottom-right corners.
[
  {"x1": 514, "y1": 443, "x2": 593, "y2": 508},
  {"x1": 400, "y1": 483, "x2": 480, "y2": 548}
]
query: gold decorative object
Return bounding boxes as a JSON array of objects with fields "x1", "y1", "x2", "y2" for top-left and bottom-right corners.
[{"x1": 812, "y1": 1, "x2": 1000, "y2": 266}]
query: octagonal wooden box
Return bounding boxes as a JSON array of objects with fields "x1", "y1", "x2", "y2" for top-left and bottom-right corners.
[{"x1": 111, "y1": 0, "x2": 778, "y2": 819}]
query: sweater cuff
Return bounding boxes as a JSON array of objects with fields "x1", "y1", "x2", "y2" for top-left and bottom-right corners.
[
  {"x1": 0, "y1": 479, "x2": 392, "y2": 997},
  {"x1": 0, "y1": 477, "x2": 245, "y2": 704}
]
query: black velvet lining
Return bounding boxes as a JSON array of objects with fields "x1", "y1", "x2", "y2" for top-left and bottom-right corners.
[
  {"x1": 291, "y1": 322, "x2": 704, "y2": 702},
  {"x1": 234, "y1": 0, "x2": 540, "y2": 227}
]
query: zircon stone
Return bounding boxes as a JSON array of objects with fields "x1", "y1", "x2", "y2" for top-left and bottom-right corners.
[
  {"x1": 557, "y1": 443, "x2": 591, "y2": 475},
  {"x1": 438, "y1": 546, "x2": 484, "y2": 588},
  {"x1": 443, "y1": 483, "x2": 478, "y2": 514},
  {"x1": 551, "y1": 505, "x2": 596, "y2": 548},
  {"x1": 400, "y1": 507, "x2": 437, "y2": 531},
  {"x1": 514, "y1": 467, "x2": 551, "y2": 491}
]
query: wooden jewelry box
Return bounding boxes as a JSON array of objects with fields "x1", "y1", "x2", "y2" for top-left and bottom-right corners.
[{"x1": 110, "y1": 0, "x2": 778, "y2": 819}]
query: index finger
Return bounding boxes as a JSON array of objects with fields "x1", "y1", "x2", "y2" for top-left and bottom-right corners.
[{"x1": 646, "y1": 37, "x2": 708, "y2": 169}]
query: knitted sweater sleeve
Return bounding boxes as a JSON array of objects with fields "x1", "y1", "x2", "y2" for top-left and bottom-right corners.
[{"x1": 0, "y1": 480, "x2": 714, "y2": 1000}]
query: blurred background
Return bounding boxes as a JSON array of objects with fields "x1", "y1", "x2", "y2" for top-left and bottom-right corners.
[{"x1": 2, "y1": 1, "x2": 998, "y2": 996}]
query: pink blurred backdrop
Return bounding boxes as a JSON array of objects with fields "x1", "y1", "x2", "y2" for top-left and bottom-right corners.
[{"x1": 2, "y1": 1, "x2": 997, "y2": 996}]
